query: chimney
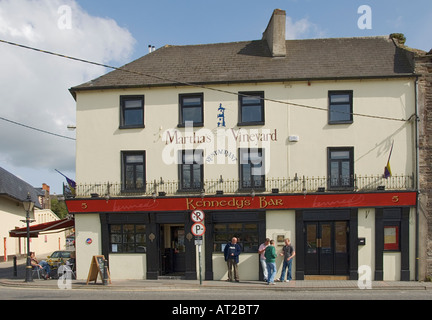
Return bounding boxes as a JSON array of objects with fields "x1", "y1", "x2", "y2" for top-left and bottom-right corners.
[
  {"x1": 262, "y1": 9, "x2": 286, "y2": 57},
  {"x1": 41, "y1": 183, "x2": 51, "y2": 209}
]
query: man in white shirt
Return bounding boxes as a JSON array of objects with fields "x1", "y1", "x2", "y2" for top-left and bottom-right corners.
[{"x1": 258, "y1": 238, "x2": 270, "y2": 281}]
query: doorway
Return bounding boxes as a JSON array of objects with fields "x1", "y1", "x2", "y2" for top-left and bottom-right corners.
[
  {"x1": 304, "y1": 221, "x2": 349, "y2": 275},
  {"x1": 160, "y1": 224, "x2": 186, "y2": 276}
]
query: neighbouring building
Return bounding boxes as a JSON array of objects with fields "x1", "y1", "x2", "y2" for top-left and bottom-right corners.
[
  {"x1": 416, "y1": 47, "x2": 432, "y2": 279},
  {"x1": 65, "y1": 9, "x2": 420, "y2": 281},
  {"x1": 0, "y1": 167, "x2": 68, "y2": 260}
]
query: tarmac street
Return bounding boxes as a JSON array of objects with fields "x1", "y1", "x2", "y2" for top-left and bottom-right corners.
[{"x1": 1, "y1": 256, "x2": 432, "y2": 302}]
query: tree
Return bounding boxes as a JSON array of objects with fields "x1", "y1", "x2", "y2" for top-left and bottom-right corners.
[{"x1": 50, "y1": 196, "x2": 69, "y2": 219}]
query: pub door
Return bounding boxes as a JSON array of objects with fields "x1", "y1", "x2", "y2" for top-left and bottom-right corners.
[
  {"x1": 160, "y1": 224, "x2": 186, "y2": 276},
  {"x1": 304, "y1": 221, "x2": 349, "y2": 275}
]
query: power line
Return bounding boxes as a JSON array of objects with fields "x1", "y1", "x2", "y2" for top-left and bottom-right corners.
[
  {"x1": 0, "y1": 39, "x2": 409, "y2": 122},
  {"x1": 0, "y1": 116, "x2": 76, "y2": 141}
]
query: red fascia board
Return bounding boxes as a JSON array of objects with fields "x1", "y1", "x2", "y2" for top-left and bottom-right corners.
[{"x1": 65, "y1": 191, "x2": 417, "y2": 214}]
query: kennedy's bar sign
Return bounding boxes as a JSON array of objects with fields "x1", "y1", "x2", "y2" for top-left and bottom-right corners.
[{"x1": 65, "y1": 191, "x2": 417, "y2": 214}]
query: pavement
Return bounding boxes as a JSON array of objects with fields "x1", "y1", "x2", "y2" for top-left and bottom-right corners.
[{"x1": 1, "y1": 257, "x2": 432, "y2": 292}]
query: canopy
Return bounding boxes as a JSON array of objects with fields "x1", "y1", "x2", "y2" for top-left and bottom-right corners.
[{"x1": 9, "y1": 218, "x2": 74, "y2": 238}]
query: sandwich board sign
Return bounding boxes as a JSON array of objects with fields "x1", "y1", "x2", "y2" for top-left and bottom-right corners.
[{"x1": 86, "y1": 255, "x2": 111, "y2": 285}]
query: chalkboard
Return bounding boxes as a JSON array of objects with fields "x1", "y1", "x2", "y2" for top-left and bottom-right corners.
[{"x1": 86, "y1": 255, "x2": 111, "y2": 285}]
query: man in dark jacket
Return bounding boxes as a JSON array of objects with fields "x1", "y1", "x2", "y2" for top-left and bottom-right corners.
[{"x1": 224, "y1": 237, "x2": 241, "y2": 282}]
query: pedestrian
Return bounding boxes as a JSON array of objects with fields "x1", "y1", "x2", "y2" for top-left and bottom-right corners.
[
  {"x1": 264, "y1": 240, "x2": 277, "y2": 285},
  {"x1": 258, "y1": 238, "x2": 270, "y2": 281},
  {"x1": 224, "y1": 237, "x2": 241, "y2": 282},
  {"x1": 278, "y1": 238, "x2": 295, "y2": 282}
]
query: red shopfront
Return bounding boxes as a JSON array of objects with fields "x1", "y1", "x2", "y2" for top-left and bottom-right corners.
[{"x1": 66, "y1": 191, "x2": 417, "y2": 280}]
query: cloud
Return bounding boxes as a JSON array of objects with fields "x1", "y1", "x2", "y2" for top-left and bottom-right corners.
[
  {"x1": 285, "y1": 16, "x2": 326, "y2": 40},
  {"x1": 0, "y1": 0, "x2": 135, "y2": 190}
]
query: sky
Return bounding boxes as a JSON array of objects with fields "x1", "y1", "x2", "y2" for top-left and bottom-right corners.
[{"x1": 0, "y1": 0, "x2": 431, "y2": 195}]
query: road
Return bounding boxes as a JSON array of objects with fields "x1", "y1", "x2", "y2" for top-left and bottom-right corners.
[
  {"x1": 1, "y1": 258, "x2": 431, "y2": 304},
  {"x1": 0, "y1": 284, "x2": 431, "y2": 300}
]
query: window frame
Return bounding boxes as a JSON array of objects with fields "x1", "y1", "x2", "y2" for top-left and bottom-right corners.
[
  {"x1": 120, "y1": 95, "x2": 145, "y2": 129},
  {"x1": 327, "y1": 147, "x2": 354, "y2": 190},
  {"x1": 383, "y1": 223, "x2": 400, "y2": 251},
  {"x1": 178, "y1": 93, "x2": 204, "y2": 127},
  {"x1": 213, "y1": 222, "x2": 259, "y2": 253},
  {"x1": 109, "y1": 224, "x2": 147, "y2": 253},
  {"x1": 239, "y1": 148, "x2": 265, "y2": 191},
  {"x1": 328, "y1": 90, "x2": 353, "y2": 124},
  {"x1": 238, "y1": 91, "x2": 265, "y2": 126},
  {"x1": 178, "y1": 149, "x2": 204, "y2": 192},
  {"x1": 121, "y1": 151, "x2": 146, "y2": 193}
]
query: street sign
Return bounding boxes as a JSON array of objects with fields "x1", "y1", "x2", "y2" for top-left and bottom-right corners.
[
  {"x1": 191, "y1": 222, "x2": 206, "y2": 236},
  {"x1": 191, "y1": 210, "x2": 205, "y2": 223},
  {"x1": 191, "y1": 210, "x2": 206, "y2": 286}
]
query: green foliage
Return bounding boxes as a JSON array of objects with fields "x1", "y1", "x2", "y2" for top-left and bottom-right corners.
[
  {"x1": 390, "y1": 33, "x2": 406, "y2": 45},
  {"x1": 50, "y1": 196, "x2": 68, "y2": 219}
]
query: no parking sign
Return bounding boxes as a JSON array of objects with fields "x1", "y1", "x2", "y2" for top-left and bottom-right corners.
[
  {"x1": 191, "y1": 209, "x2": 206, "y2": 236},
  {"x1": 191, "y1": 210, "x2": 205, "y2": 223},
  {"x1": 191, "y1": 222, "x2": 206, "y2": 236}
]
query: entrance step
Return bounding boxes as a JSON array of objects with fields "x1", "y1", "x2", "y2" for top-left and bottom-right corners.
[
  {"x1": 158, "y1": 275, "x2": 185, "y2": 280},
  {"x1": 304, "y1": 275, "x2": 349, "y2": 280}
]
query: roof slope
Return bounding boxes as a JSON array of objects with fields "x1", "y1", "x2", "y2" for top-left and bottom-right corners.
[
  {"x1": 70, "y1": 36, "x2": 415, "y2": 94},
  {"x1": 0, "y1": 167, "x2": 43, "y2": 208}
]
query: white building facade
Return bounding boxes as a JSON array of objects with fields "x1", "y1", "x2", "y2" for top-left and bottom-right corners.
[{"x1": 66, "y1": 10, "x2": 419, "y2": 281}]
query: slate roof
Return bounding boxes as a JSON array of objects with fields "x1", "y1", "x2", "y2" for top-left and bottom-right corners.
[
  {"x1": 0, "y1": 167, "x2": 43, "y2": 208},
  {"x1": 70, "y1": 36, "x2": 416, "y2": 96}
]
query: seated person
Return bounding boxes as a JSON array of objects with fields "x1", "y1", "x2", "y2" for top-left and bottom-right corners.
[
  {"x1": 65, "y1": 252, "x2": 76, "y2": 279},
  {"x1": 30, "y1": 252, "x2": 51, "y2": 280},
  {"x1": 66, "y1": 252, "x2": 75, "y2": 268}
]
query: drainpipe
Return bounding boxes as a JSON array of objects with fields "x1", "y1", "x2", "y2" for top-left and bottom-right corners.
[{"x1": 414, "y1": 77, "x2": 420, "y2": 281}]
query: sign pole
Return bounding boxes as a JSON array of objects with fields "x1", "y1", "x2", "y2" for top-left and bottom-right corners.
[
  {"x1": 191, "y1": 210, "x2": 205, "y2": 286},
  {"x1": 198, "y1": 242, "x2": 202, "y2": 285}
]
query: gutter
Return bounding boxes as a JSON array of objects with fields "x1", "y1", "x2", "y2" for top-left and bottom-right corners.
[{"x1": 69, "y1": 74, "x2": 419, "y2": 100}]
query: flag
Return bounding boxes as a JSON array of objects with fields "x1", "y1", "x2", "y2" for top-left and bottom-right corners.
[
  {"x1": 55, "y1": 169, "x2": 76, "y2": 195},
  {"x1": 383, "y1": 141, "x2": 394, "y2": 179}
]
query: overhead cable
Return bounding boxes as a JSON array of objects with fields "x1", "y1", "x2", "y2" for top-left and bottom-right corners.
[{"x1": 0, "y1": 39, "x2": 408, "y2": 122}]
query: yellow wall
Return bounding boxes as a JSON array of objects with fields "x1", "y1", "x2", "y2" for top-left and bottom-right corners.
[
  {"x1": 109, "y1": 254, "x2": 147, "y2": 280},
  {"x1": 75, "y1": 79, "x2": 416, "y2": 185},
  {"x1": 75, "y1": 214, "x2": 101, "y2": 280}
]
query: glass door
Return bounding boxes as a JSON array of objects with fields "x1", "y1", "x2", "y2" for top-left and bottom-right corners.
[{"x1": 304, "y1": 221, "x2": 349, "y2": 275}]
